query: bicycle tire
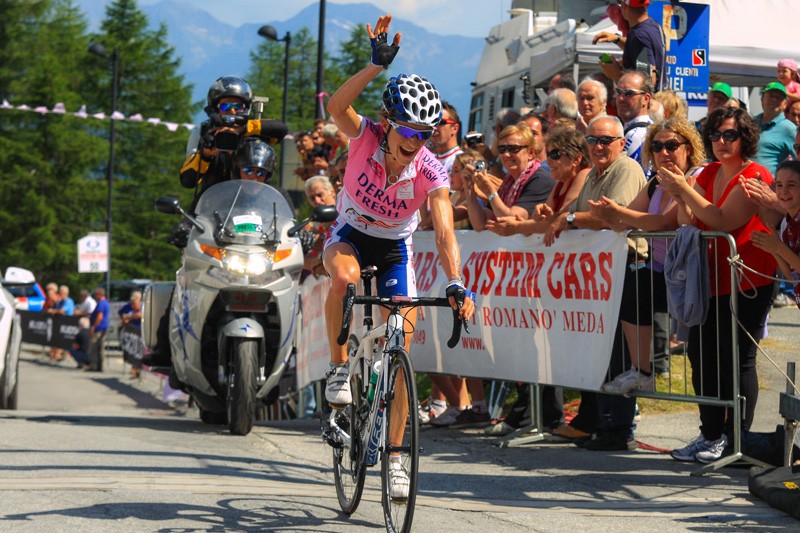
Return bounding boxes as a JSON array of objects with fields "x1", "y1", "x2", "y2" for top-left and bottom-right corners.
[
  {"x1": 333, "y1": 336, "x2": 367, "y2": 514},
  {"x1": 380, "y1": 348, "x2": 419, "y2": 533}
]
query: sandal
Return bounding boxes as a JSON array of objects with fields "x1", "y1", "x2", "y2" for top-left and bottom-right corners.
[{"x1": 551, "y1": 424, "x2": 590, "y2": 440}]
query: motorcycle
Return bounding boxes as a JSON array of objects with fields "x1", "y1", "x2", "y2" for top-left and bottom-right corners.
[{"x1": 148, "y1": 180, "x2": 336, "y2": 435}]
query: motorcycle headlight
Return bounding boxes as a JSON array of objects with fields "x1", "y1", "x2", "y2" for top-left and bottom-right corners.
[{"x1": 206, "y1": 248, "x2": 280, "y2": 285}]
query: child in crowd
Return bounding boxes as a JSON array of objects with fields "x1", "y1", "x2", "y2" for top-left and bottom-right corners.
[
  {"x1": 776, "y1": 58, "x2": 800, "y2": 103},
  {"x1": 746, "y1": 159, "x2": 800, "y2": 306}
]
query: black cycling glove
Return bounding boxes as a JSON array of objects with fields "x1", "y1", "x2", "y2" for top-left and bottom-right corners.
[{"x1": 370, "y1": 30, "x2": 399, "y2": 69}]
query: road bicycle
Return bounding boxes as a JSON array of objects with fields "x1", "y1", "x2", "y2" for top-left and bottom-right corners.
[{"x1": 322, "y1": 266, "x2": 466, "y2": 533}]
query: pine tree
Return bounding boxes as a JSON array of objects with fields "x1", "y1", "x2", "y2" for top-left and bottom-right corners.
[
  {"x1": 87, "y1": 0, "x2": 195, "y2": 281},
  {"x1": 0, "y1": 0, "x2": 106, "y2": 287}
]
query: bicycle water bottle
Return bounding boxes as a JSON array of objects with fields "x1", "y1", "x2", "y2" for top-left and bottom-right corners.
[{"x1": 367, "y1": 360, "x2": 382, "y2": 404}]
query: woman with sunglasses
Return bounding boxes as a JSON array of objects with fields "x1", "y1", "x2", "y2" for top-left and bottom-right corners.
[
  {"x1": 485, "y1": 127, "x2": 589, "y2": 237},
  {"x1": 465, "y1": 124, "x2": 555, "y2": 231},
  {"x1": 658, "y1": 107, "x2": 778, "y2": 464},
  {"x1": 321, "y1": 13, "x2": 475, "y2": 498},
  {"x1": 589, "y1": 118, "x2": 705, "y2": 397}
]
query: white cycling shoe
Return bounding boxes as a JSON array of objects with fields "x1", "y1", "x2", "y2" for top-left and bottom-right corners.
[
  {"x1": 325, "y1": 362, "x2": 352, "y2": 407},
  {"x1": 388, "y1": 459, "x2": 410, "y2": 501}
]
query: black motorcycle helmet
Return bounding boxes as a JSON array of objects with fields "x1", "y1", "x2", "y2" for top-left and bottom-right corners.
[
  {"x1": 235, "y1": 137, "x2": 276, "y2": 182},
  {"x1": 205, "y1": 75, "x2": 253, "y2": 115}
]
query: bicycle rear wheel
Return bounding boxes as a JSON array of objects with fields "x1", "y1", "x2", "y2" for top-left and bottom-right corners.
[
  {"x1": 333, "y1": 338, "x2": 366, "y2": 514},
  {"x1": 380, "y1": 348, "x2": 419, "y2": 533}
]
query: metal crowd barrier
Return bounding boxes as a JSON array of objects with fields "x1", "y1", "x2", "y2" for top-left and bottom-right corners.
[{"x1": 501, "y1": 230, "x2": 773, "y2": 476}]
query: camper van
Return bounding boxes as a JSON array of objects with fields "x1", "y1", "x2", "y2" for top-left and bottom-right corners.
[{"x1": 469, "y1": 0, "x2": 792, "y2": 138}]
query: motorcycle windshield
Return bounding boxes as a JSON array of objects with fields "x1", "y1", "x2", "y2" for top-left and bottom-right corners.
[{"x1": 195, "y1": 180, "x2": 295, "y2": 245}]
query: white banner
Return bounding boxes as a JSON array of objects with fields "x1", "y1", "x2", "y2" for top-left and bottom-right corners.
[
  {"x1": 77, "y1": 233, "x2": 109, "y2": 273},
  {"x1": 296, "y1": 229, "x2": 629, "y2": 390}
]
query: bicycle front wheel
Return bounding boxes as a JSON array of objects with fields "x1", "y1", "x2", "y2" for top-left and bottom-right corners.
[
  {"x1": 380, "y1": 348, "x2": 419, "y2": 533},
  {"x1": 333, "y1": 338, "x2": 366, "y2": 514}
]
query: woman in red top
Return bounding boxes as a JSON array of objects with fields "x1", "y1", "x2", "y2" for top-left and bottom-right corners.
[{"x1": 658, "y1": 106, "x2": 778, "y2": 463}]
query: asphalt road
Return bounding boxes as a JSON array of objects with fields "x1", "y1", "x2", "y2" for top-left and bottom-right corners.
[{"x1": 1, "y1": 306, "x2": 799, "y2": 532}]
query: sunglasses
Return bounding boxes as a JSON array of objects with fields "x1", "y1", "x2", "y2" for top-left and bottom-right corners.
[
  {"x1": 615, "y1": 88, "x2": 647, "y2": 98},
  {"x1": 497, "y1": 144, "x2": 527, "y2": 154},
  {"x1": 585, "y1": 135, "x2": 621, "y2": 146},
  {"x1": 242, "y1": 167, "x2": 268, "y2": 178},
  {"x1": 708, "y1": 129, "x2": 741, "y2": 142},
  {"x1": 438, "y1": 118, "x2": 457, "y2": 126},
  {"x1": 650, "y1": 140, "x2": 688, "y2": 153},
  {"x1": 218, "y1": 102, "x2": 247, "y2": 113},
  {"x1": 546, "y1": 148, "x2": 564, "y2": 160},
  {"x1": 388, "y1": 119, "x2": 434, "y2": 141}
]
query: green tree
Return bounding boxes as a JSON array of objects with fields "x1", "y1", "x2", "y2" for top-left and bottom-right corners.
[
  {"x1": 87, "y1": 0, "x2": 195, "y2": 281},
  {"x1": 0, "y1": 0, "x2": 195, "y2": 288},
  {"x1": 0, "y1": 0, "x2": 106, "y2": 288},
  {"x1": 327, "y1": 24, "x2": 387, "y2": 117}
]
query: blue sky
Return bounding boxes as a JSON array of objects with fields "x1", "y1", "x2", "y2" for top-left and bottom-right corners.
[{"x1": 138, "y1": 0, "x2": 513, "y2": 37}]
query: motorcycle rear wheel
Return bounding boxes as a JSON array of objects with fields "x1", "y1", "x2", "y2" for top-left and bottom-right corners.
[{"x1": 227, "y1": 339, "x2": 258, "y2": 435}]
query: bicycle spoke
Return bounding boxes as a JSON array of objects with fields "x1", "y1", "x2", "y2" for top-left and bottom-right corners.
[{"x1": 381, "y1": 348, "x2": 419, "y2": 533}]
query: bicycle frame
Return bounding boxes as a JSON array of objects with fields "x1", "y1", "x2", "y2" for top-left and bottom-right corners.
[{"x1": 326, "y1": 292, "x2": 407, "y2": 466}]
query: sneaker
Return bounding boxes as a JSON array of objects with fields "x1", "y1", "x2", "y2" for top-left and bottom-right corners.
[
  {"x1": 450, "y1": 408, "x2": 491, "y2": 429},
  {"x1": 418, "y1": 399, "x2": 447, "y2": 425},
  {"x1": 325, "y1": 363, "x2": 352, "y2": 406},
  {"x1": 695, "y1": 434, "x2": 729, "y2": 464},
  {"x1": 671, "y1": 433, "x2": 713, "y2": 462},
  {"x1": 429, "y1": 406, "x2": 463, "y2": 427},
  {"x1": 773, "y1": 293, "x2": 793, "y2": 308},
  {"x1": 388, "y1": 459, "x2": 410, "y2": 501},
  {"x1": 601, "y1": 368, "x2": 655, "y2": 395},
  {"x1": 582, "y1": 430, "x2": 637, "y2": 451},
  {"x1": 484, "y1": 420, "x2": 516, "y2": 436}
]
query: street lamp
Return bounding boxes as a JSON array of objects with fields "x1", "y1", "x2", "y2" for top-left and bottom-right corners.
[
  {"x1": 257, "y1": 25, "x2": 291, "y2": 189},
  {"x1": 88, "y1": 42, "x2": 118, "y2": 298}
]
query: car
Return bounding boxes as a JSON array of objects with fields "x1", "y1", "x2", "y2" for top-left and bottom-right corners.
[
  {"x1": 3, "y1": 267, "x2": 46, "y2": 312},
  {"x1": 0, "y1": 269, "x2": 26, "y2": 409}
]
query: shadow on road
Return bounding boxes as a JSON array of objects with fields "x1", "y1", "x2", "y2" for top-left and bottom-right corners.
[{"x1": 1, "y1": 497, "x2": 376, "y2": 532}]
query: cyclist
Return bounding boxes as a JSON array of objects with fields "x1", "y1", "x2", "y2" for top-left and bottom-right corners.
[{"x1": 322, "y1": 14, "x2": 475, "y2": 499}]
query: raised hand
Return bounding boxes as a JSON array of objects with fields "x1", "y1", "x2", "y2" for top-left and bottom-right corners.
[{"x1": 367, "y1": 14, "x2": 401, "y2": 69}]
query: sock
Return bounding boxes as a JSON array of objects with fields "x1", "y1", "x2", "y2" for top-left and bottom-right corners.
[{"x1": 430, "y1": 399, "x2": 447, "y2": 409}]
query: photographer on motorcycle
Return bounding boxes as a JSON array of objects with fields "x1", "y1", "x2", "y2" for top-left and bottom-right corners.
[{"x1": 169, "y1": 76, "x2": 289, "y2": 247}]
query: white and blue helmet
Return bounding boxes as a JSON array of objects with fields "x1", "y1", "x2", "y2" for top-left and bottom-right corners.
[{"x1": 382, "y1": 73, "x2": 442, "y2": 127}]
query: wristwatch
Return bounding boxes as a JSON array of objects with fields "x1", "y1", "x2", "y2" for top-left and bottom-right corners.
[
  {"x1": 566, "y1": 212, "x2": 576, "y2": 226},
  {"x1": 487, "y1": 192, "x2": 498, "y2": 202}
]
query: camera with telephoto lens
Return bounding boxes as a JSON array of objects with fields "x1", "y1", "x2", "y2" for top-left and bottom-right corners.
[
  {"x1": 465, "y1": 132, "x2": 484, "y2": 148},
  {"x1": 200, "y1": 114, "x2": 248, "y2": 151},
  {"x1": 473, "y1": 160, "x2": 487, "y2": 172}
]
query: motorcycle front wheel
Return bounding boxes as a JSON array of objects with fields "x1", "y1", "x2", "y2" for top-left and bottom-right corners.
[{"x1": 227, "y1": 339, "x2": 258, "y2": 435}]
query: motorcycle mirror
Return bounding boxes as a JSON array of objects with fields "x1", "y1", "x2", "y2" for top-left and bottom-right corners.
[
  {"x1": 312, "y1": 205, "x2": 338, "y2": 223},
  {"x1": 287, "y1": 205, "x2": 338, "y2": 237},
  {"x1": 155, "y1": 196, "x2": 182, "y2": 214}
]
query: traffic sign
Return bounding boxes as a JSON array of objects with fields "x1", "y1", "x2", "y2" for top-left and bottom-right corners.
[{"x1": 77, "y1": 233, "x2": 109, "y2": 273}]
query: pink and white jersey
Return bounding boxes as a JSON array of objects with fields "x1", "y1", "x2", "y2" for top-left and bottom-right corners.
[{"x1": 336, "y1": 116, "x2": 450, "y2": 239}]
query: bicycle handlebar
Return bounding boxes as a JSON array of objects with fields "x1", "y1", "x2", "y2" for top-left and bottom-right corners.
[{"x1": 336, "y1": 283, "x2": 467, "y2": 349}]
